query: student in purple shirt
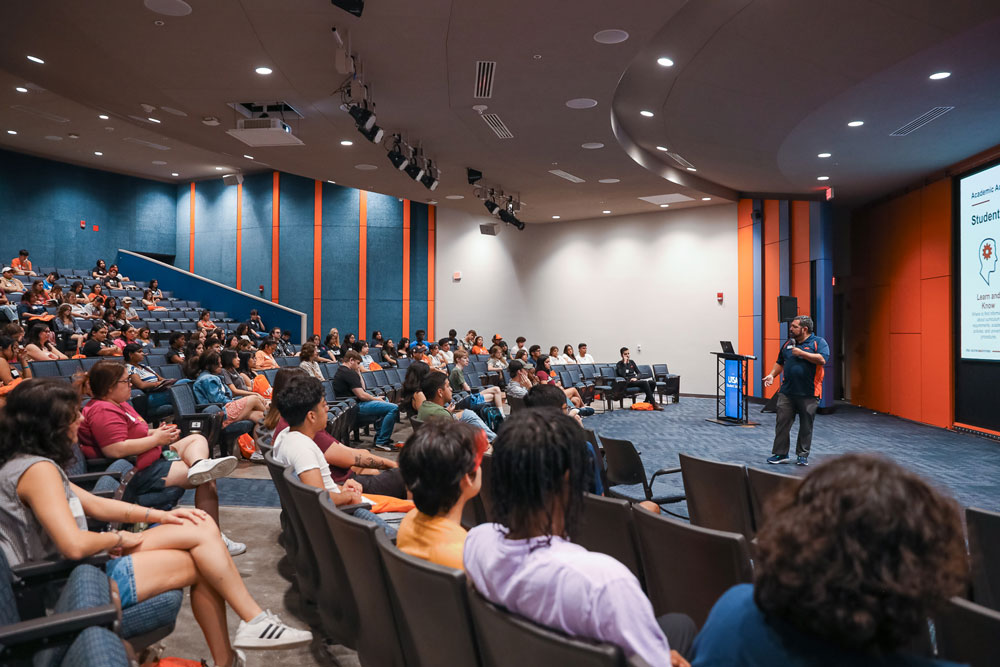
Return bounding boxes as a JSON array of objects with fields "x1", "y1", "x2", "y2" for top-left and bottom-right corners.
[{"x1": 464, "y1": 409, "x2": 696, "y2": 666}]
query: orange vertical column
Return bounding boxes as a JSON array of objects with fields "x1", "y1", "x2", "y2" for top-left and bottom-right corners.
[
  {"x1": 402, "y1": 200, "x2": 411, "y2": 339},
  {"x1": 737, "y1": 199, "x2": 755, "y2": 384},
  {"x1": 359, "y1": 191, "x2": 367, "y2": 338},
  {"x1": 271, "y1": 172, "x2": 280, "y2": 303},
  {"x1": 188, "y1": 183, "x2": 195, "y2": 272},
  {"x1": 235, "y1": 182, "x2": 243, "y2": 290},
  {"x1": 762, "y1": 200, "x2": 781, "y2": 398},
  {"x1": 313, "y1": 181, "x2": 323, "y2": 335},
  {"x1": 427, "y1": 205, "x2": 436, "y2": 339}
]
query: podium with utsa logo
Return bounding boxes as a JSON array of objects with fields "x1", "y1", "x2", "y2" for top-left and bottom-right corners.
[{"x1": 708, "y1": 350, "x2": 758, "y2": 427}]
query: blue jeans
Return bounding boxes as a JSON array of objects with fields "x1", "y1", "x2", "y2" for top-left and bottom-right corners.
[
  {"x1": 357, "y1": 399, "x2": 399, "y2": 445},
  {"x1": 458, "y1": 409, "x2": 497, "y2": 442},
  {"x1": 106, "y1": 556, "x2": 138, "y2": 607}
]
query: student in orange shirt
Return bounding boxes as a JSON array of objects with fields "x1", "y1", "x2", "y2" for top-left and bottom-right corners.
[{"x1": 10, "y1": 249, "x2": 36, "y2": 276}]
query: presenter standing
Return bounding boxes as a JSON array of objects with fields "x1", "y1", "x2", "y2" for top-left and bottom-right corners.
[{"x1": 763, "y1": 315, "x2": 829, "y2": 466}]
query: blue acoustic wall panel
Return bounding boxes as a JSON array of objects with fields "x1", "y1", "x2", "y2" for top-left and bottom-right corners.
[
  {"x1": 408, "y1": 202, "x2": 429, "y2": 337},
  {"x1": 366, "y1": 192, "x2": 403, "y2": 340},
  {"x1": 278, "y1": 173, "x2": 315, "y2": 330},
  {"x1": 175, "y1": 184, "x2": 191, "y2": 271},
  {"x1": 240, "y1": 173, "x2": 274, "y2": 300},
  {"x1": 321, "y1": 183, "x2": 360, "y2": 338},
  {"x1": 191, "y1": 178, "x2": 238, "y2": 287},
  {"x1": 0, "y1": 148, "x2": 175, "y2": 271}
]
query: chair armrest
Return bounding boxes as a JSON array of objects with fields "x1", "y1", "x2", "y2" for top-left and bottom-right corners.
[
  {"x1": 0, "y1": 603, "x2": 120, "y2": 648},
  {"x1": 67, "y1": 471, "x2": 123, "y2": 485},
  {"x1": 648, "y1": 467, "x2": 681, "y2": 486},
  {"x1": 340, "y1": 503, "x2": 375, "y2": 514},
  {"x1": 11, "y1": 554, "x2": 111, "y2": 581}
]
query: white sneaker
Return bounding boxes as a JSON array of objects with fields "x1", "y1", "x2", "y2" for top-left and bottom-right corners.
[
  {"x1": 233, "y1": 610, "x2": 312, "y2": 649},
  {"x1": 187, "y1": 456, "x2": 238, "y2": 486},
  {"x1": 204, "y1": 648, "x2": 245, "y2": 667},
  {"x1": 249, "y1": 449, "x2": 265, "y2": 463},
  {"x1": 222, "y1": 533, "x2": 246, "y2": 556}
]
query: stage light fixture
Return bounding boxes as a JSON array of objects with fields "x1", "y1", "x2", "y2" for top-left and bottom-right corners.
[
  {"x1": 467, "y1": 168, "x2": 483, "y2": 185},
  {"x1": 420, "y1": 162, "x2": 440, "y2": 191},
  {"x1": 484, "y1": 200, "x2": 501, "y2": 216},
  {"x1": 498, "y1": 209, "x2": 525, "y2": 230},
  {"x1": 348, "y1": 104, "x2": 376, "y2": 131},
  {"x1": 359, "y1": 123, "x2": 383, "y2": 144},
  {"x1": 404, "y1": 159, "x2": 425, "y2": 182},
  {"x1": 387, "y1": 142, "x2": 409, "y2": 171}
]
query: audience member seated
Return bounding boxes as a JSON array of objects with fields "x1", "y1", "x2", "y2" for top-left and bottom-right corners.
[
  {"x1": 137, "y1": 326, "x2": 154, "y2": 348},
  {"x1": 87, "y1": 283, "x2": 106, "y2": 302},
  {"x1": 79, "y1": 360, "x2": 245, "y2": 555},
  {"x1": 333, "y1": 350, "x2": 399, "y2": 451},
  {"x1": 396, "y1": 420, "x2": 488, "y2": 570},
  {"x1": 408, "y1": 329, "x2": 429, "y2": 353},
  {"x1": 266, "y1": 327, "x2": 291, "y2": 356},
  {"x1": 91, "y1": 258, "x2": 108, "y2": 278},
  {"x1": 0, "y1": 290, "x2": 19, "y2": 324},
  {"x1": 220, "y1": 350, "x2": 260, "y2": 400},
  {"x1": 197, "y1": 310, "x2": 217, "y2": 332},
  {"x1": 166, "y1": 332, "x2": 186, "y2": 365},
  {"x1": 370, "y1": 330, "x2": 384, "y2": 347},
  {"x1": 237, "y1": 350, "x2": 265, "y2": 395},
  {"x1": 193, "y1": 351, "x2": 268, "y2": 427},
  {"x1": 245, "y1": 309, "x2": 265, "y2": 340},
  {"x1": 470, "y1": 335, "x2": 488, "y2": 355},
  {"x1": 460, "y1": 329, "x2": 476, "y2": 351},
  {"x1": 380, "y1": 339, "x2": 398, "y2": 367},
  {"x1": 270, "y1": 374, "x2": 404, "y2": 533},
  {"x1": 298, "y1": 342, "x2": 324, "y2": 380},
  {"x1": 47, "y1": 282, "x2": 64, "y2": 305},
  {"x1": 487, "y1": 345, "x2": 508, "y2": 371},
  {"x1": 3, "y1": 322, "x2": 24, "y2": 343},
  {"x1": 558, "y1": 344, "x2": 579, "y2": 365},
  {"x1": 113, "y1": 324, "x2": 140, "y2": 352},
  {"x1": 125, "y1": 343, "x2": 178, "y2": 413},
  {"x1": 449, "y1": 349, "x2": 504, "y2": 410},
  {"x1": 140, "y1": 289, "x2": 164, "y2": 311},
  {"x1": 23, "y1": 323, "x2": 68, "y2": 361},
  {"x1": 121, "y1": 297, "x2": 139, "y2": 320},
  {"x1": 102, "y1": 267, "x2": 124, "y2": 289},
  {"x1": 17, "y1": 290, "x2": 54, "y2": 324},
  {"x1": 305, "y1": 334, "x2": 332, "y2": 363},
  {"x1": 504, "y1": 360, "x2": 534, "y2": 402},
  {"x1": 426, "y1": 341, "x2": 447, "y2": 370},
  {"x1": 254, "y1": 338, "x2": 280, "y2": 370},
  {"x1": 523, "y1": 384, "x2": 604, "y2": 493},
  {"x1": 0, "y1": 379, "x2": 311, "y2": 666},
  {"x1": 417, "y1": 369, "x2": 497, "y2": 442},
  {"x1": 528, "y1": 344, "x2": 542, "y2": 363},
  {"x1": 534, "y1": 354, "x2": 584, "y2": 408},
  {"x1": 339, "y1": 332, "x2": 357, "y2": 359},
  {"x1": 690, "y1": 454, "x2": 968, "y2": 667},
  {"x1": 615, "y1": 347, "x2": 662, "y2": 410},
  {"x1": 355, "y1": 339, "x2": 376, "y2": 370},
  {"x1": 183, "y1": 340, "x2": 206, "y2": 379},
  {"x1": 10, "y1": 249, "x2": 36, "y2": 276},
  {"x1": 512, "y1": 348, "x2": 531, "y2": 366},
  {"x1": 109, "y1": 263, "x2": 130, "y2": 281},
  {"x1": 82, "y1": 323, "x2": 123, "y2": 357},
  {"x1": 325, "y1": 328, "x2": 342, "y2": 361},
  {"x1": 148, "y1": 278, "x2": 164, "y2": 300},
  {"x1": 0, "y1": 335, "x2": 31, "y2": 400},
  {"x1": 439, "y1": 338, "x2": 454, "y2": 363},
  {"x1": 464, "y1": 410, "x2": 696, "y2": 666},
  {"x1": 0, "y1": 266, "x2": 26, "y2": 295},
  {"x1": 577, "y1": 342, "x2": 595, "y2": 363}
]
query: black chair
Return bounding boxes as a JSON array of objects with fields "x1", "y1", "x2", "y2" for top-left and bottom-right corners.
[
  {"x1": 600, "y1": 436, "x2": 684, "y2": 508},
  {"x1": 467, "y1": 586, "x2": 632, "y2": 667},
  {"x1": 29, "y1": 360, "x2": 61, "y2": 377},
  {"x1": 168, "y1": 383, "x2": 251, "y2": 457},
  {"x1": 571, "y1": 493, "x2": 645, "y2": 585},
  {"x1": 507, "y1": 394, "x2": 525, "y2": 413},
  {"x1": 282, "y1": 468, "x2": 358, "y2": 646},
  {"x1": 409, "y1": 415, "x2": 425, "y2": 432},
  {"x1": 652, "y1": 363, "x2": 681, "y2": 403},
  {"x1": 319, "y1": 493, "x2": 408, "y2": 667},
  {"x1": 746, "y1": 466, "x2": 800, "y2": 531},
  {"x1": 262, "y1": 454, "x2": 319, "y2": 613},
  {"x1": 376, "y1": 530, "x2": 482, "y2": 666},
  {"x1": 679, "y1": 453, "x2": 755, "y2": 541},
  {"x1": 632, "y1": 508, "x2": 753, "y2": 628},
  {"x1": 967, "y1": 507, "x2": 1000, "y2": 611},
  {"x1": 935, "y1": 596, "x2": 1000, "y2": 666}
]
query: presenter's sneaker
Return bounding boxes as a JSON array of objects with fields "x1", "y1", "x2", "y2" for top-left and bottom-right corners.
[
  {"x1": 233, "y1": 610, "x2": 312, "y2": 649},
  {"x1": 766, "y1": 454, "x2": 791, "y2": 464},
  {"x1": 796, "y1": 456, "x2": 809, "y2": 466},
  {"x1": 187, "y1": 456, "x2": 239, "y2": 486}
]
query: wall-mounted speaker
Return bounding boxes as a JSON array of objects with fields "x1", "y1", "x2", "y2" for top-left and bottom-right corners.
[
  {"x1": 778, "y1": 295, "x2": 798, "y2": 322},
  {"x1": 222, "y1": 173, "x2": 244, "y2": 186}
]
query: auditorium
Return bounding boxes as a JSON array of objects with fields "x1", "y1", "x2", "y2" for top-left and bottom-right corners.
[{"x1": 1, "y1": 1, "x2": 999, "y2": 666}]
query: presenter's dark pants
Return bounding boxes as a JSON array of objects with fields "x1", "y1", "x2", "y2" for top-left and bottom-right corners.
[
  {"x1": 627, "y1": 379, "x2": 657, "y2": 404},
  {"x1": 771, "y1": 393, "x2": 818, "y2": 458}
]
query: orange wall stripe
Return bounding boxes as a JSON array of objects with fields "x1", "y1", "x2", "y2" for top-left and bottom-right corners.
[
  {"x1": 402, "y1": 199, "x2": 411, "y2": 339},
  {"x1": 235, "y1": 182, "x2": 243, "y2": 290},
  {"x1": 271, "y1": 172, "x2": 280, "y2": 303},
  {"x1": 427, "y1": 205, "x2": 436, "y2": 340},
  {"x1": 188, "y1": 183, "x2": 195, "y2": 272},
  {"x1": 359, "y1": 191, "x2": 367, "y2": 338},
  {"x1": 313, "y1": 180, "x2": 323, "y2": 336}
]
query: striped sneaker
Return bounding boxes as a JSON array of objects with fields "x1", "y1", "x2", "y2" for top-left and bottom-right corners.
[{"x1": 233, "y1": 610, "x2": 312, "y2": 649}]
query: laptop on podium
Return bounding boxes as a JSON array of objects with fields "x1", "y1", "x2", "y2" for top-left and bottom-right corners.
[{"x1": 720, "y1": 341, "x2": 735, "y2": 354}]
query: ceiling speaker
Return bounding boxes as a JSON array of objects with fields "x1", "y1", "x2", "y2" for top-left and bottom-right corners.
[{"x1": 222, "y1": 173, "x2": 244, "y2": 186}]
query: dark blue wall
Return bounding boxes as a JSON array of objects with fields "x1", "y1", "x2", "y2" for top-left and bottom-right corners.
[{"x1": 0, "y1": 149, "x2": 175, "y2": 271}]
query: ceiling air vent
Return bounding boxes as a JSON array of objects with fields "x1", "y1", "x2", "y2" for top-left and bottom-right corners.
[
  {"x1": 10, "y1": 105, "x2": 69, "y2": 123},
  {"x1": 549, "y1": 169, "x2": 585, "y2": 183},
  {"x1": 482, "y1": 113, "x2": 513, "y2": 139},
  {"x1": 474, "y1": 61, "x2": 496, "y2": 99},
  {"x1": 890, "y1": 106, "x2": 954, "y2": 136},
  {"x1": 122, "y1": 137, "x2": 170, "y2": 151},
  {"x1": 665, "y1": 151, "x2": 695, "y2": 170}
]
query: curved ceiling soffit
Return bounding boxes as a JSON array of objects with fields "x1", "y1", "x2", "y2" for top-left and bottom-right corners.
[{"x1": 609, "y1": 0, "x2": 749, "y2": 203}]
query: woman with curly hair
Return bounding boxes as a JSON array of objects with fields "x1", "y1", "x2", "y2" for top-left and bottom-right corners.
[{"x1": 690, "y1": 453, "x2": 968, "y2": 665}]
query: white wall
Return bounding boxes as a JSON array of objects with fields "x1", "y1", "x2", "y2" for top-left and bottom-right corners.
[{"x1": 435, "y1": 204, "x2": 739, "y2": 395}]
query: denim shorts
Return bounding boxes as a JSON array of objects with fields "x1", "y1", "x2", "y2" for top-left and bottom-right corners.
[{"x1": 105, "y1": 555, "x2": 138, "y2": 608}]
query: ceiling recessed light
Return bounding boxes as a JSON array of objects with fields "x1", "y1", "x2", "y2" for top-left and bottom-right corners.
[
  {"x1": 428, "y1": 200, "x2": 438, "y2": 205},
  {"x1": 243, "y1": 154, "x2": 254, "y2": 160},
  {"x1": 355, "y1": 164, "x2": 377, "y2": 170},
  {"x1": 656, "y1": 57, "x2": 674, "y2": 67},
  {"x1": 593, "y1": 29, "x2": 629, "y2": 44},
  {"x1": 255, "y1": 66, "x2": 273, "y2": 75},
  {"x1": 98, "y1": 114, "x2": 109, "y2": 120},
  {"x1": 147, "y1": 117, "x2": 161, "y2": 123},
  {"x1": 656, "y1": 146, "x2": 668, "y2": 151},
  {"x1": 15, "y1": 86, "x2": 28, "y2": 93},
  {"x1": 929, "y1": 71, "x2": 951, "y2": 80},
  {"x1": 817, "y1": 152, "x2": 831, "y2": 158},
  {"x1": 327, "y1": 180, "x2": 336, "y2": 184},
  {"x1": 660, "y1": 204, "x2": 670, "y2": 208},
  {"x1": 701, "y1": 197, "x2": 711, "y2": 201},
  {"x1": 151, "y1": 160, "x2": 167, "y2": 165},
  {"x1": 215, "y1": 167, "x2": 224, "y2": 171},
  {"x1": 44, "y1": 135, "x2": 62, "y2": 141},
  {"x1": 847, "y1": 120, "x2": 864, "y2": 127},
  {"x1": 817, "y1": 176, "x2": 830, "y2": 181},
  {"x1": 566, "y1": 98, "x2": 598, "y2": 109},
  {"x1": 6, "y1": 130, "x2": 16, "y2": 135},
  {"x1": 581, "y1": 142, "x2": 604, "y2": 149},
  {"x1": 26, "y1": 55, "x2": 44, "y2": 64},
  {"x1": 340, "y1": 140, "x2": 353, "y2": 146},
  {"x1": 93, "y1": 151, "x2": 103, "y2": 156},
  {"x1": 552, "y1": 215, "x2": 561, "y2": 219},
  {"x1": 640, "y1": 110, "x2": 654, "y2": 118},
  {"x1": 445, "y1": 195, "x2": 464, "y2": 200},
  {"x1": 598, "y1": 178, "x2": 620, "y2": 184},
  {"x1": 686, "y1": 167, "x2": 697, "y2": 172},
  {"x1": 171, "y1": 172, "x2": 179, "y2": 177},
  {"x1": 603, "y1": 210, "x2": 611, "y2": 214}
]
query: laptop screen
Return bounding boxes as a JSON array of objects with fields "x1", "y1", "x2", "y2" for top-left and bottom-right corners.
[{"x1": 720, "y1": 340, "x2": 735, "y2": 354}]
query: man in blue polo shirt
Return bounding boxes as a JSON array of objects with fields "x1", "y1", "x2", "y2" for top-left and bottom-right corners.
[{"x1": 762, "y1": 315, "x2": 829, "y2": 466}]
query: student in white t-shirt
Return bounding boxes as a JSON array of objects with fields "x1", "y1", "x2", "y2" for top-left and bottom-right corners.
[{"x1": 577, "y1": 343, "x2": 595, "y2": 364}]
